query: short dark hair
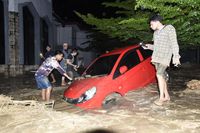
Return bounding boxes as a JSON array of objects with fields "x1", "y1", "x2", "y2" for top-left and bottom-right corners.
[
  {"x1": 149, "y1": 14, "x2": 163, "y2": 22},
  {"x1": 54, "y1": 50, "x2": 63, "y2": 56},
  {"x1": 46, "y1": 45, "x2": 51, "y2": 48},
  {"x1": 71, "y1": 48, "x2": 78, "y2": 53}
]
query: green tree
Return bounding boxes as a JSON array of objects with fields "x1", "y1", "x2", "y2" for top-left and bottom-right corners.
[
  {"x1": 76, "y1": 0, "x2": 151, "y2": 43},
  {"x1": 77, "y1": 0, "x2": 200, "y2": 47}
]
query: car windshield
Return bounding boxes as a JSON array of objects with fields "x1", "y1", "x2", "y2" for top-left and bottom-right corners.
[{"x1": 85, "y1": 54, "x2": 120, "y2": 76}]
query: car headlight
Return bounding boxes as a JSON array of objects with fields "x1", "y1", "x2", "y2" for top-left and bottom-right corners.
[
  {"x1": 84, "y1": 86, "x2": 96, "y2": 101},
  {"x1": 64, "y1": 87, "x2": 97, "y2": 104}
]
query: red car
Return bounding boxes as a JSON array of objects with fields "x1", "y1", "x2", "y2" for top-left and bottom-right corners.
[{"x1": 63, "y1": 44, "x2": 156, "y2": 109}]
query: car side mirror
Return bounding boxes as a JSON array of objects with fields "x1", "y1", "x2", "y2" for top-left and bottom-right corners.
[{"x1": 119, "y1": 66, "x2": 128, "y2": 74}]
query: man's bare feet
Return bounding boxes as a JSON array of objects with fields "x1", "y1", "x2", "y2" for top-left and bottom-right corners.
[
  {"x1": 61, "y1": 81, "x2": 67, "y2": 86},
  {"x1": 61, "y1": 83, "x2": 66, "y2": 86},
  {"x1": 163, "y1": 98, "x2": 170, "y2": 103},
  {"x1": 154, "y1": 99, "x2": 164, "y2": 106},
  {"x1": 51, "y1": 80, "x2": 56, "y2": 83}
]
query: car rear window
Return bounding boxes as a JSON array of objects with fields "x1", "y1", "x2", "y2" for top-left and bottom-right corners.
[{"x1": 85, "y1": 54, "x2": 120, "y2": 76}]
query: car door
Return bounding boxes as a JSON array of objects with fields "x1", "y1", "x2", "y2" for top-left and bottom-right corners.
[
  {"x1": 138, "y1": 47, "x2": 155, "y2": 83},
  {"x1": 113, "y1": 49, "x2": 147, "y2": 93}
]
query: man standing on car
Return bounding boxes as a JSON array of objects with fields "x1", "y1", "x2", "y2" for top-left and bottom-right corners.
[{"x1": 143, "y1": 14, "x2": 181, "y2": 106}]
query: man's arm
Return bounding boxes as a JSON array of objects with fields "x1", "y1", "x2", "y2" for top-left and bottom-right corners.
[
  {"x1": 168, "y1": 25, "x2": 181, "y2": 66},
  {"x1": 63, "y1": 73, "x2": 73, "y2": 81},
  {"x1": 66, "y1": 59, "x2": 77, "y2": 68},
  {"x1": 142, "y1": 43, "x2": 154, "y2": 50},
  {"x1": 54, "y1": 62, "x2": 73, "y2": 80}
]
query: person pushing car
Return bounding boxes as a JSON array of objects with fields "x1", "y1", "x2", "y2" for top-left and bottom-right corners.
[{"x1": 35, "y1": 50, "x2": 72, "y2": 102}]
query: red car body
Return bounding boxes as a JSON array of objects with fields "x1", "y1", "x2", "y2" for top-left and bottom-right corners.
[{"x1": 64, "y1": 45, "x2": 156, "y2": 109}]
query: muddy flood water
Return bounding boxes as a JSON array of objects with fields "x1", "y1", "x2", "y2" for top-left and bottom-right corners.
[{"x1": 0, "y1": 64, "x2": 200, "y2": 133}]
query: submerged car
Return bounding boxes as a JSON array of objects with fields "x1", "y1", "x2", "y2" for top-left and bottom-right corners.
[{"x1": 63, "y1": 44, "x2": 156, "y2": 109}]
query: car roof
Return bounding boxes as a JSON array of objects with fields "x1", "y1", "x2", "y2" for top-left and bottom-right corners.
[{"x1": 100, "y1": 44, "x2": 140, "y2": 57}]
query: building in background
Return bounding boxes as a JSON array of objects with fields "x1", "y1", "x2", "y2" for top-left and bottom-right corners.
[
  {"x1": 55, "y1": 24, "x2": 95, "y2": 67},
  {"x1": 0, "y1": 0, "x2": 94, "y2": 76}
]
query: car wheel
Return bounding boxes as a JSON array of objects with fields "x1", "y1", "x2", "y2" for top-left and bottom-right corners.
[{"x1": 102, "y1": 93, "x2": 121, "y2": 109}]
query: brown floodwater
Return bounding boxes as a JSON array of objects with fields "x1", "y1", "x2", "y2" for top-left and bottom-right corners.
[{"x1": 0, "y1": 64, "x2": 200, "y2": 133}]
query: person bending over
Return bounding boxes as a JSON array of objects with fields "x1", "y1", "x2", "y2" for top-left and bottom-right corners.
[{"x1": 35, "y1": 50, "x2": 72, "y2": 101}]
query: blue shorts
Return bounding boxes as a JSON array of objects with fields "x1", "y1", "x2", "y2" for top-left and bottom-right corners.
[{"x1": 35, "y1": 75, "x2": 51, "y2": 89}]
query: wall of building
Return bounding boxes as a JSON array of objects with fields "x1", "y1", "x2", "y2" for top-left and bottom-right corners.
[
  {"x1": 56, "y1": 26, "x2": 73, "y2": 46},
  {"x1": 0, "y1": 0, "x2": 96, "y2": 76},
  {"x1": 0, "y1": 0, "x2": 54, "y2": 76},
  {"x1": 8, "y1": 0, "x2": 52, "y2": 19},
  {"x1": 76, "y1": 31, "x2": 96, "y2": 67},
  {"x1": 56, "y1": 25, "x2": 96, "y2": 67}
]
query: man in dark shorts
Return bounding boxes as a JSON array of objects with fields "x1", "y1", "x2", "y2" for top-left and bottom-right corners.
[{"x1": 143, "y1": 14, "x2": 181, "y2": 105}]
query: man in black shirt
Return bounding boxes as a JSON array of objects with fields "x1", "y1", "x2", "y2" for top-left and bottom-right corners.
[{"x1": 66, "y1": 48, "x2": 79, "y2": 81}]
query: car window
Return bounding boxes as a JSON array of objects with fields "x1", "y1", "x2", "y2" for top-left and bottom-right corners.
[
  {"x1": 85, "y1": 54, "x2": 120, "y2": 76},
  {"x1": 113, "y1": 49, "x2": 140, "y2": 79},
  {"x1": 139, "y1": 47, "x2": 152, "y2": 60}
]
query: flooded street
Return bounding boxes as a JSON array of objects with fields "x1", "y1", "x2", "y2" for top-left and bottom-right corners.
[{"x1": 0, "y1": 65, "x2": 200, "y2": 133}]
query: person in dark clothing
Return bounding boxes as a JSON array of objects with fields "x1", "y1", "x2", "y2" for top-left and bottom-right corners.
[
  {"x1": 40, "y1": 45, "x2": 56, "y2": 83},
  {"x1": 60, "y1": 42, "x2": 70, "y2": 86},
  {"x1": 44, "y1": 45, "x2": 54, "y2": 59},
  {"x1": 66, "y1": 48, "x2": 79, "y2": 80}
]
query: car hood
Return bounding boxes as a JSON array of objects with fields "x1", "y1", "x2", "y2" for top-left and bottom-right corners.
[{"x1": 65, "y1": 76, "x2": 107, "y2": 98}]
